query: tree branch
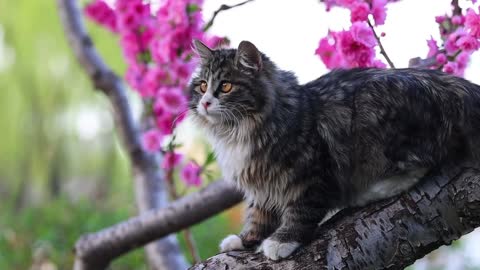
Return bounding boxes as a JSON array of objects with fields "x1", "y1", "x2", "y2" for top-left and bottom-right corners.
[
  {"x1": 56, "y1": 0, "x2": 191, "y2": 268},
  {"x1": 408, "y1": 56, "x2": 437, "y2": 68},
  {"x1": 451, "y1": 0, "x2": 462, "y2": 16},
  {"x1": 74, "y1": 180, "x2": 242, "y2": 269},
  {"x1": 191, "y1": 166, "x2": 480, "y2": 269},
  {"x1": 367, "y1": 19, "x2": 396, "y2": 68},
  {"x1": 203, "y1": 0, "x2": 255, "y2": 32}
]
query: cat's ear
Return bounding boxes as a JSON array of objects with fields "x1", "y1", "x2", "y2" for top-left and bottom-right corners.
[
  {"x1": 235, "y1": 41, "x2": 262, "y2": 72},
  {"x1": 193, "y1": 39, "x2": 213, "y2": 63}
]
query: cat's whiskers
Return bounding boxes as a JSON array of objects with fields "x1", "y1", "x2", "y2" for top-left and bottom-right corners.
[
  {"x1": 171, "y1": 109, "x2": 190, "y2": 128},
  {"x1": 218, "y1": 107, "x2": 239, "y2": 141}
]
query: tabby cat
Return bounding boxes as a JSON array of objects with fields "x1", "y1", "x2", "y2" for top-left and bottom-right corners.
[{"x1": 188, "y1": 40, "x2": 480, "y2": 260}]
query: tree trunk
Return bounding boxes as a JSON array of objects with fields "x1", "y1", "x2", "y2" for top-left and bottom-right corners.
[
  {"x1": 56, "y1": 0, "x2": 188, "y2": 268},
  {"x1": 191, "y1": 166, "x2": 480, "y2": 270}
]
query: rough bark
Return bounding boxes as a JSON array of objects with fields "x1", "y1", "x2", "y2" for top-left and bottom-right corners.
[
  {"x1": 57, "y1": 0, "x2": 188, "y2": 268},
  {"x1": 191, "y1": 167, "x2": 480, "y2": 270}
]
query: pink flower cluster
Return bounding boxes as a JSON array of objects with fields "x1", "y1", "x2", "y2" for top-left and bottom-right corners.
[
  {"x1": 84, "y1": 0, "x2": 117, "y2": 33},
  {"x1": 426, "y1": 6, "x2": 480, "y2": 76},
  {"x1": 85, "y1": 0, "x2": 224, "y2": 187},
  {"x1": 316, "y1": 22, "x2": 386, "y2": 68},
  {"x1": 316, "y1": 0, "x2": 391, "y2": 69},
  {"x1": 322, "y1": 0, "x2": 394, "y2": 25}
]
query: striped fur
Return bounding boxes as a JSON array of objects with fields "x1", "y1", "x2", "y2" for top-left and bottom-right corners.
[{"x1": 188, "y1": 40, "x2": 480, "y2": 260}]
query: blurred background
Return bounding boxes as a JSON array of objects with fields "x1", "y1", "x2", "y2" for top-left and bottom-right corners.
[{"x1": 0, "y1": 0, "x2": 479, "y2": 269}]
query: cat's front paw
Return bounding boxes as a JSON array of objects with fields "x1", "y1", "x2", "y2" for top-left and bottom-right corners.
[
  {"x1": 219, "y1": 234, "x2": 245, "y2": 252},
  {"x1": 260, "y1": 238, "x2": 301, "y2": 261}
]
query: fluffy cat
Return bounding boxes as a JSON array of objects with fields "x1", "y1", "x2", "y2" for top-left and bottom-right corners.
[{"x1": 188, "y1": 40, "x2": 480, "y2": 261}]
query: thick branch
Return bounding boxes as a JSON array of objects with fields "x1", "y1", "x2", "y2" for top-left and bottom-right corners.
[
  {"x1": 191, "y1": 166, "x2": 480, "y2": 269},
  {"x1": 74, "y1": 180, "x2": 242, "y2": 268},
  {"x1": 57, "y1": 0, "x2": 190, "y2": 269}
]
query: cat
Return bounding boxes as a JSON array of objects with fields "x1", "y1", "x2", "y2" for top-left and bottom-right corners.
[{"x1": 188, "y1": 39, "x2": 480, "y2": 261}]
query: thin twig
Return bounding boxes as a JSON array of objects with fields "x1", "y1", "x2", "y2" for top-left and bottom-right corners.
[
  {"x1": 203, "y1": 0, "x2": 255, "y2": 32},
  {"x1": 183, "y1": 230, "x2": 202, "y2": 263},
  {"x1": 451, "y1": 0, "x2": 462, "y2": 16},
  {"x1": 367, "y1": 19, "x2": 396, "y2": 69}
]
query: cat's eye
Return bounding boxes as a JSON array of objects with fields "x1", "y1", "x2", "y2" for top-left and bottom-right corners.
[
  {"x1": 222, "y1": 82, "x2": 233, "y2": 93},
  {"x1": 200, "y1": 81, "x2": 208, "y2": 93}
]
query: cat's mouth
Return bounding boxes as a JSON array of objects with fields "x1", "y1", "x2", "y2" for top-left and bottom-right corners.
[{"x1": 196, "y1": 107, "x2": 222, "y2": 123}]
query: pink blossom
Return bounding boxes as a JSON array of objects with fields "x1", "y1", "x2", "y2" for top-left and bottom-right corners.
[
  {"x1": 151, "y1": 39, "x2": 175, "y2": 64},
  {"x1": 156, "y1": 114, "x2": 174, "y2": 135},
  {"x1": 156, "y1": 88, "x2": 188, "y2": 115},
  {"x1": 443, "y1": 61, "x2": 458, "y2": 74},
  {"x1": 435, "y1": 15, "x2": 446, "y2": 24},
  {"x1": 445, "y1": 30, "x2": 466, "y2": 54},
  {"x1": 350, "y1": 22, "x2": 377, "y2": 47},
  {"x1": 141, "y1": 129, "x2": 164, "y2": 153},
  {"x1": 141, "y1": 67, "x2": 167, "y2": 97},
  {"x1": 436, "y1": 53, "x2": 447, "y2": 64},
  {"x1": 181, "y1": 161, "x2": 202, "y2": 187},
  {"x1": 427, "y1": 37, "x2": 439, "y2": 57},
  {"x1": 204, "y1": 36, "x2": 227, "y2": 49},
  {"x1": 118, "y1": 11, "x2": 142, "y2": 32},
  {"x1": 120, "y1": 32, "x2": 141, "y2": 58},
  {"x1": 139, "y1": 23, "x2": 155, "y2": 47},
  {"x1": 350, "y1": 2, "x2": 370, "y2": 23},
  {"x1": 456, "y1": 35, "x2": 479, "y2": 51},
  {"x1": 371, "y1": 0, "x2": 388, "y2": 25},
  {"x1": 84, "y1": 0, "x2": 117, "y2": 33},
  {"x1": 456, "y1": 51, "x2": 471, "y2": 71},
  {"x1": 317, "y1": 22, "x2": 380, "y2": 69},
  {"x1": 323, "y1": 0, "x2": 336, "y2": 11},
  {"x1": 170, "y1": 58, "x2": 197, "y2": 83},
  {"x1": 337, "y1": 29, "x2": 376, "y2": 67},
  {"x1": 161, "y1": 151, "x2": 183, "y2": 170},
  {"x1": 115, "y1": 0, "x2": 151, "y2": 33},
  {"x1": 372, "y1": 59, "x2": 387, "y2": 68},
  {"x1": 315, "y1": 37, "x2": 344, "y2": 69},
  {"x1": 465, "y1": 8, "x2": 480, "y2": 38},
  {"x1": 451, "y1": 15, "x2": 464, "y2": 25},
  {"x1": 337, "y1": 0, "x2": 357, "y2": 8},
  {"x1": 125, "y1": 64, "x2": 146, "y2": 92}
]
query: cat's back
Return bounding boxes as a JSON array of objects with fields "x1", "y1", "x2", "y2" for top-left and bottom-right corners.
[{"x1": 303, "y1": 68, "x2": 480, "y2": 113}]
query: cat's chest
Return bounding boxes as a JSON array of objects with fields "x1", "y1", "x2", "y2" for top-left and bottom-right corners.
[
  {"x1": 209, "y1": 137, "x2": 252, "y2": 183},
  {"x1": 209, "y1": 135, "x2": 303, "y2": 209}
]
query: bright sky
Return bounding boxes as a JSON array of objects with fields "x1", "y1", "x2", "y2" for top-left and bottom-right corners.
[{"x1": 203, "y1": 0, "x2": 480, "y2": 84}]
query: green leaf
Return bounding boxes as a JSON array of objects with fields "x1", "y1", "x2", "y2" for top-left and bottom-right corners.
[
  {"x1": 186, "y1": 4, "x2": 199, "y2": 14},
  {"x1": 204, "y1": 151, "x2": 216, "y2": 167}
]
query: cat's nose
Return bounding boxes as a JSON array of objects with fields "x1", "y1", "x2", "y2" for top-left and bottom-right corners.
[{"x1": 202, "y1": 101, "x2": 211, "y2": 109}]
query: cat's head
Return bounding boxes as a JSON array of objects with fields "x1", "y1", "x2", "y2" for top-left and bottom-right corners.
[{"x1": 188, "y1": 40, "x2": 274, "y2": 130}]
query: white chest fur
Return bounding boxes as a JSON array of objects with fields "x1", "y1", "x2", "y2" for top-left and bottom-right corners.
[{"x1": 208, "y1": 135, "x2": 251, "y2": 183}]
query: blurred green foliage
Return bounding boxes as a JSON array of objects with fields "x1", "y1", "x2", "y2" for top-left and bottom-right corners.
[
  {"x1": 0, "y1": 0, "x2": 239, "y2": 269},
  {"x1": 0, "y1": 198, "x2": 238, "y2": 269}
]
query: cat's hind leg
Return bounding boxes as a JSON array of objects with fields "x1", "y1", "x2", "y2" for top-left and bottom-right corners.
[{"x1": 353, "y1": 168, "x2": 428, "y2": 207}]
